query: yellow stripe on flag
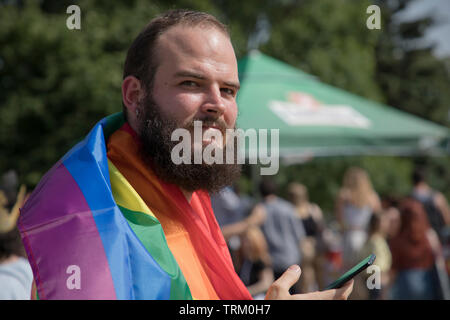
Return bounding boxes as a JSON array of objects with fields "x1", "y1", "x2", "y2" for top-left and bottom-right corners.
[{"x1": 108, "y1": 160, "x2": 156, "y2": 219}]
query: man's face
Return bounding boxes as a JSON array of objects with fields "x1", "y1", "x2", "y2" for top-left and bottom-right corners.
[
  {"x1": 151, "y1": 25, "x2": 239, "y2": 144},
  {"x1": 136, "y1": 25, "x2": 242, "y2": 193}
]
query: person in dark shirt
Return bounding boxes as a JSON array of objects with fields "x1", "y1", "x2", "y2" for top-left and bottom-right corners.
[
  {"x1": 287, "y1": 182, "x2": 326, "y2": 292},
  {"x1": 410, "y1": 167, "x2": 450, "y2": 243},
  {"x1": 237, "y1": 226, "x2": 274, "y2": 299}
]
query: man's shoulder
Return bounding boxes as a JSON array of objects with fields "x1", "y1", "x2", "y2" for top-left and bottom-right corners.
[
  {"x1": 277, "y1": 197, "x2": 294, "y2": 208},
  {"x1": 433, "y1": 191, "x2": 447, "y2": 203},
  {"x1": 268, "y1": 197, "x2": 296, "y2": 214},
  {"x1": 0, "y1": 258, "x2": 33, "y2": 297},
  {"x1": 0, "y1": 275, "x2": 28, "y2": 299}
]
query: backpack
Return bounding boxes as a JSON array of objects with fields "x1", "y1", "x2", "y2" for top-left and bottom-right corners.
[{"x1": 412, "y1": 191, "x2": 445, "y2": 240}]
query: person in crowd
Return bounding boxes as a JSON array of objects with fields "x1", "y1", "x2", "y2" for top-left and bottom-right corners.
[
  {"x1": 211, "y1": 186, "x2": 266, "y2": 270},
  {"x1": 211, "y1": 185, "x2": 266, "y2": 240},
  {"x1": 18, "y1": 9, "x2": 353, "y2": 300},
  {"x1": 359, "y1": 212, "x2": 392, "y2": 300},
  {"x1": 410, "y1": 167, "x2": 450, "y2": 243},
  {"x1": 335, "y1": 167, "x2": 381, "y2": 271},
  {"x1": 321, "y1": 224, "x2": 344, "y2": 290},
  {"x1": 389, "y1": 198, "x2": 443, "y2": 300},
  {"x1": 0, "y1": 170, "x2": 21, "y2": 212},
  {"x1": 237, "y1": 226, "x2": 274, "y2": 299},
  {"x1": 0, "y1": 179, "x2": 33, "y2": 300},
  {"x1": 259, "y1": 179, "x2": 307, "y2": 294},
  {"x1": 287, "y1": 182, "x2": 326, "y2": 292},
  {"x1": 380, "y1": 195, "x2": 402, "y2": 242}
]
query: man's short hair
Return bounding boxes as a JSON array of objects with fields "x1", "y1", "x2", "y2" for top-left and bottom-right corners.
[
  {"x1": 259, "y1": 179, "x2": 278, "y2": 198},
  {"x1": 122, "y1": 9, "x2": 230, "y2": 121},
  {"x1": 412, "y1": 167, "x2": 426, "y2": 185},
  {"x1": 0, "y1": 227, "x2": 25, "y2": 260}
]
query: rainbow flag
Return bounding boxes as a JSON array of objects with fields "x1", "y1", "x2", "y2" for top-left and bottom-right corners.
[{"x1": 18, "y1": 113, "x2": 194, "y2": 299}]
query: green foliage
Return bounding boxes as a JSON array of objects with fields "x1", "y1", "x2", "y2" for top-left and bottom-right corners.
[
  {"x1": 260, "y1": 0, "x2": 384, "y2": 102},
  {"x1": 375, "y1": 0, "x2": 450, "y2": 127}
]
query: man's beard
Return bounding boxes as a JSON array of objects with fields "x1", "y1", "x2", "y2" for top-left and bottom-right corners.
[{"x1": 137, "y1": 92, "x2": 241, "y2": 194}]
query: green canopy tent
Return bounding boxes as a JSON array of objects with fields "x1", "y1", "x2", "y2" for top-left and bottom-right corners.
[{"x1": 236, "y1": 51, "x2": 450, "y2": 167}]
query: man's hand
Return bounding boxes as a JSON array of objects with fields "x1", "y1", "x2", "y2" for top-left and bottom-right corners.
[{"x1": 265, "y1": 265, "x2": 354, "y2": 300}]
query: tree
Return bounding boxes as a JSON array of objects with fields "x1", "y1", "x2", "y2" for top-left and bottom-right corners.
[
  {"x1": 374, "y1": 0, "x2": 450, "y2": 200},
  {"x1": 376, "y1": 0, "x2": 450, "y2": 127}
]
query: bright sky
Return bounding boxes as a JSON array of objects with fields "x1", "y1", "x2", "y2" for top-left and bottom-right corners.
[{"x1": 394, "y1": 0, "x2": 450, "y2": 58}]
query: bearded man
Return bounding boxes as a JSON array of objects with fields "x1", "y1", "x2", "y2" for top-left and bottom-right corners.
[{"x1": 19, "y1": 9, "x2": 353, "y2": 300}]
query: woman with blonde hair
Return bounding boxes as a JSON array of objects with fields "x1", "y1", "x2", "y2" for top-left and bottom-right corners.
[{"x1": 335, "y1": 167, "x2": 381, "y2": 271}]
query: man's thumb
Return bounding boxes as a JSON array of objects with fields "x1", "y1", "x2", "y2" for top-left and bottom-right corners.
[
  {"x1": 275, "y1": 265, "x2": 302, "y2": 291},
  {"x1": 265, "y1": 265, "x2": 302, "y2": 299}
]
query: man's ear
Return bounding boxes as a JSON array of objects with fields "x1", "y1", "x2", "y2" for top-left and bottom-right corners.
[
  {"x1": 122, "y1": 75, "x2": 144, "y2": 113},
  {"x1": 122, "y1": 75, "x2": 145, "y2": 130}
]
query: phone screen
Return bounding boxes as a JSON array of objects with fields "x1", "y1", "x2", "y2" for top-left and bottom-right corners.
[{"x1": 324, "y1": 254, "x2": 376, "y2": 290}]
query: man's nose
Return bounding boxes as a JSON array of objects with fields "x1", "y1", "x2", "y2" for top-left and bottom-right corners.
[{"x1": 200, "y1": 86, "x2": 226, "y2": 116}]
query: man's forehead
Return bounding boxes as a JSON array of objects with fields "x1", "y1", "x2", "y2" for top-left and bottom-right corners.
[
  {"x1": 155, "y1": 25, "x2": 238, "y2": 74},
  {"x1": 158, "y1": 24, "x2": 229, "y2": 48}
]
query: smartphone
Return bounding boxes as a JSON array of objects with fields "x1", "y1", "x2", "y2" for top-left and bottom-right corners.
[{"x1": 324, "y1": 254, "x2": 376, "y2": 290}]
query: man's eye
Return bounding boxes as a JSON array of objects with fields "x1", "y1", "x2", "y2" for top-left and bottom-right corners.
[
  {"x1": 221, "y1": 88, "x2": 235, "y2": 96},
  {"x1": 181, "y1": 81, "x2": 198, "y2": 87}
]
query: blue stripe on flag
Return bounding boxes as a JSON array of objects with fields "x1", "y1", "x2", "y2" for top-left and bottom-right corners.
[{"x1": 62, "y1": 118, "x2": 172, "y2": 299}]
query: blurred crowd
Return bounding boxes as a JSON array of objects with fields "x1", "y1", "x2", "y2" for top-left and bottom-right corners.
[
  {"x1": 0, "y1": 170, "x2": 33, "y2": 300},
  {"x1": 211, "y1": 166, "x2": 450, "y2": 300},
  {"x1": 1, "y1": 166, "x2": 449, "y2": 300}
]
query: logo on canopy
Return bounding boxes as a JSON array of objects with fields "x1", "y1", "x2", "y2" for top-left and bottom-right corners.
[{"x1": 269, "y1": 92, "x2": 371, "y2": 128}]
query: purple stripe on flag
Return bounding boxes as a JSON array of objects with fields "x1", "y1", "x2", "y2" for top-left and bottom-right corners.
[{"x1": 19, "y1": 163, "x2": 117, "y2": 299}]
